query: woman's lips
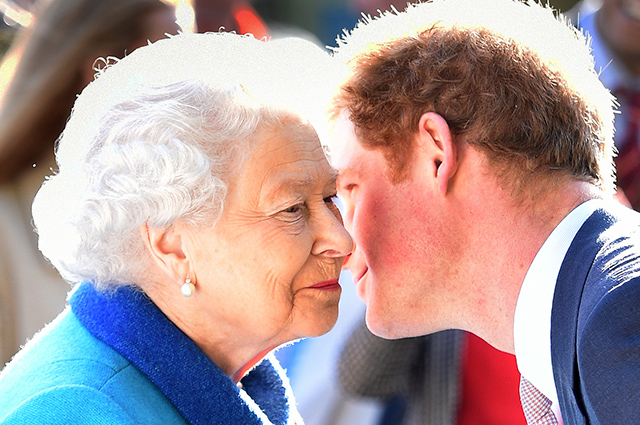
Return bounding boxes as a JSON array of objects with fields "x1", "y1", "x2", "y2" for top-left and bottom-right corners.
[{"x1": 308, "y1": 279, "x2": 341, "y2": 290}]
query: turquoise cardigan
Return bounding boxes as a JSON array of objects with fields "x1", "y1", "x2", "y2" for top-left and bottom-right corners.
[{"x1": 0, "y1": 283, "x2": 300, "y2": 424}]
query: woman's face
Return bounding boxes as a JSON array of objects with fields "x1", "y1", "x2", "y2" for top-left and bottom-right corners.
[{"x1": 185, "y1": 119, "x2": 353, "y2": 354}]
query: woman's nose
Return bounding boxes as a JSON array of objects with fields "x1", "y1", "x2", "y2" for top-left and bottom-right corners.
[{"x1": 312, "y1": 207, "x2": 354, "y2": 258}]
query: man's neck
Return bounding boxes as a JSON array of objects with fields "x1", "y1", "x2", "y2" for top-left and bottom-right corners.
[{"x1": 454, "y1": 178, "x2": 601, "y2": 353}]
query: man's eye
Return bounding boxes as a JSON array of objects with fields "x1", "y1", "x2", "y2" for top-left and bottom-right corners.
[{"x1": 338, "y1": 183, "x2": 357, "y2": 196}]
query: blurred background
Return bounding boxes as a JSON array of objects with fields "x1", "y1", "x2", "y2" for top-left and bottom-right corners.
[
  {"x1": 254, "y1": 0, "x2": 579, "y2": 47},
  {"x1": 0, "y1": 0, "x2": 581, "y2": 53}
]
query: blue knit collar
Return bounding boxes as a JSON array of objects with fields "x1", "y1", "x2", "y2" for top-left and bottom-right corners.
[{"x1": 69, "y1": 283, "x2": 295, "y2": 425}]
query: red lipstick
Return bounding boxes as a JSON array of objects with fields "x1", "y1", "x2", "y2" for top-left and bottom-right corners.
[{"x1": 308, "y1": 279, "x2": 341, "y2": 291}]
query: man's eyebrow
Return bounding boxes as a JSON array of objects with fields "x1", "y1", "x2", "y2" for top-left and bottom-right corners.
[{"x1": 336, "y1": 167, "x2": 358, "y2": 180}]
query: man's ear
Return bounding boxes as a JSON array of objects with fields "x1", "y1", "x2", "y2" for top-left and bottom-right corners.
[
  {"x1": 417, "y1": 112, "x2": 457, "y2": 196},
  {"x1": 140, "y1": 223, "x2": 189, "y2": 285}
]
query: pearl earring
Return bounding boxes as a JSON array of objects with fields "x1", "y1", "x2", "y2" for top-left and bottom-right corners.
[{"x1": 181, "y1": 276, "x2": 195, "y2": 297}]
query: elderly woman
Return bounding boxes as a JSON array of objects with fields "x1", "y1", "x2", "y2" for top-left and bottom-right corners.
[{"x1": 0, "y1": 32, "x2": 352, "y2": 424}]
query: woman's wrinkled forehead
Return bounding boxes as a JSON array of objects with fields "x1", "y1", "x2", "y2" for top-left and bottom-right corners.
[{"x1": 232, "y1": 118, "x2": 333, "y2": 198}]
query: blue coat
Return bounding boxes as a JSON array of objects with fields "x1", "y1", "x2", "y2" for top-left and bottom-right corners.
[
  {"x1": 552, "y1": 203, "x2": 640, "y2": 425},
  {"x1": 0, "y1": 283, "x2": 300, "y2": 424}
]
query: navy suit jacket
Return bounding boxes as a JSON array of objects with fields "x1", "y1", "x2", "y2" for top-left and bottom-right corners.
[{"x1": 551, "y1": 202, "x2": 640, "y2": 425}]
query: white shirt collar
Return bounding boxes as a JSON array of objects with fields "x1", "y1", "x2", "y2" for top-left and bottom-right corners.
[{"x1": 513, "y1": 199, "x2": 600, "y2": 404}]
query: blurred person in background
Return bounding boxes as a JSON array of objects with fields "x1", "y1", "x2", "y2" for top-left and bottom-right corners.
[
  {"x1": 0, "y1": 0, "x2": 179, "y2": 366},
  {"x1": 339, "y1": 326, "x2": 527, "y2": 425},
  {"x1": 190, "y1": 0, "x2": 323, "y2": 46},
  {"x1": 567, "y1": 0, "x2": 640, "y2": 210},
  {"x1": 192, "y1": 0, "x2": 269, "y2": 38}
]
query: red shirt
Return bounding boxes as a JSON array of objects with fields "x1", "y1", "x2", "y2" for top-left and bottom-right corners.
[{"x1": 457, "y1": 332, "x2": 527, "y2": 425}]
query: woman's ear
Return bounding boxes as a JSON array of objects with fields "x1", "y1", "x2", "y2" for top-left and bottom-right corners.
[
  {"x1": 417, "y1": 112, "x2": 457, "y2": 196},
  {"x1": 140, "y1": 223, "x2": 189, "y2": 284}
]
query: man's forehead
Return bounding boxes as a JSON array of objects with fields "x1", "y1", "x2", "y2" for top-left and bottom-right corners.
[{"x1": 326, "y1": 112, "x2": 361, "y2": 171}]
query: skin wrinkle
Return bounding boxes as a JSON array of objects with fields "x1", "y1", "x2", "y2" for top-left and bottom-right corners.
[{"x1": 255, "y1": 131, "x2": 339, "y2": 237}]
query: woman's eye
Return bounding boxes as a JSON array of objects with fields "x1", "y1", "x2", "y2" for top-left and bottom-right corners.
[
  {"x1": 283, "y1": 204, "x2": 303, "y2": 214},
  {"x1": 323, "y1": 194, "x2": 338, "y2": 204}
]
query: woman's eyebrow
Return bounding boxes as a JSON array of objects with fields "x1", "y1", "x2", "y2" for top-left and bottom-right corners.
[{"x1": 266, "y1": 170, "x2": 339, "y2": 198}]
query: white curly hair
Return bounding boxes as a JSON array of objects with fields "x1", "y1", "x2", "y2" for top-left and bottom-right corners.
[{"x1": 32, "y1": 32, "x2": 334, "y2": 290}]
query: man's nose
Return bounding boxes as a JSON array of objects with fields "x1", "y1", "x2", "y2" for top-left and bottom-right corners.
[{"x1": 342, "y1": 241, "x2": 358, "y2": 270}]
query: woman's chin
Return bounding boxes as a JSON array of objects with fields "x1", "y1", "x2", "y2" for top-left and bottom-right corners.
[{"x1": 295, "y1": 305, "x2": 340, "y2": 339}]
